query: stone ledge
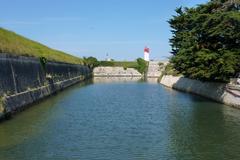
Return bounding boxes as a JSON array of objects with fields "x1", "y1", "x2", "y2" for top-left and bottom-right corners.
[
  {"x1": 159, "y1": 75, "x2": 240, "y2": 109},
  {"x1": 93, "y1": 67, "x2": 142, "y2": 77}
]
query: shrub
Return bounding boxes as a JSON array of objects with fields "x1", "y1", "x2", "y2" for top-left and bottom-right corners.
[
  {"x1": 136, "y1": 58, "x2": 148, "y2": 74},
  {"x1": 83, "y1": 56, "x2": 99, "y2": 69}
]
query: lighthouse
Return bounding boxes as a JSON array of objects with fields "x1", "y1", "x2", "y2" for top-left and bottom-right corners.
[{"x1": 144, "y1": 47, "x2": 150, "y2": 61}]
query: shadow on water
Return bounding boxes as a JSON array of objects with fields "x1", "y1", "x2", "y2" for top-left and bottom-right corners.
[
  {"x1": 146, "y1": 78, "x2": 159, "y2": 84},
  {"x1": 166, "y1": 90, "x2": 240, "y2": 160},
  {"x1": 0, "y1": 80, "x2": 92, "y2": 149},
  {"x1": 93, "y1": 76, "x2": 143, "y2": 84}
]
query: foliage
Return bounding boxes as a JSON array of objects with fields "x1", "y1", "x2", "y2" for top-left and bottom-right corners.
[
  {"x1": 39, "y1": 57, "x2": 47, "y2": 71},
  {"x1": 0, "y1": 28, "x2": 83, "y2": 64},
  {"x1": 82, "y1": 57, "x2": 143, "y2": 71},
  {"x1": 0, "y1": 95, "x2": 6, "y2": 113},
  {"x1": 83, "y1": 56, "x2": 99, "y2": 69},
  {"x1": 169, "y1": 0, "x2": 240, "y2": 81},
  {"x1": 99, "y1": 61, "x2": 139, "y2": 68},
  {"x1": 158, "y1": 62, "x2": 164, "y2": 66},
  {"x1": 98, "y1": 58, "x2": 148, "y2": 74},
  {"x1": 98, "y1": 61, "x2": 115, "y2": 66},
  {"x1": 162, "y1": 63, "x2": 180, "y2": 76},
  {"x1": 136, "y1": 58, "x2": 148, "y2": 74}
]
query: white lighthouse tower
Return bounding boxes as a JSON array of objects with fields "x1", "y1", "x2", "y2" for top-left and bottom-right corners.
[{"x1": 144, "y1": 47, "x2": 150, "y2": 61}]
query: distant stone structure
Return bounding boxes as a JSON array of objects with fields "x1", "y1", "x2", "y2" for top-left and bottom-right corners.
[
  {"x1": 146, "y1": 61, "x2": 168, "y2": 78},
  {"x1": 93, "y1": 67, "x2": 142, "y2": 77}
]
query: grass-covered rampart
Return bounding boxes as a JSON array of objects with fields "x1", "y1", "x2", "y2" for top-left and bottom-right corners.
[
  {"x1": 98, "y1": 58, "x2": 148, "y2": 74},
  {"x1": 0, "y1": 28, "x2": 83, "y2": 64}
]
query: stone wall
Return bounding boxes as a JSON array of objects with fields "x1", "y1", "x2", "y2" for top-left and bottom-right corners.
[
  {"x1": 159, "y1": 75, "x2": 240, "y2": 108},
  {"x1": 0, "y1": 54, "x2": 91, "y2": 119},
  {"x1": 93, "y1": 66, "x2": 142, "y2": 77},
  {"x1": 93, "y1": 76, "x2": 142, "y2": 83},
  {"x1": 147, "y1": 61, "x2": 168, "y2": 78}
]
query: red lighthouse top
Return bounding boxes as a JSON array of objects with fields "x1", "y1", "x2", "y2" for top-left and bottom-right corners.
[{"x1": 144, "y1": 47, "x2": 150, "y2": 53}]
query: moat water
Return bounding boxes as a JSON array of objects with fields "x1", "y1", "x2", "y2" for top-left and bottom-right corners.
[{"x1": 0, "y1": 78, "x2": 240, "y2": 160}]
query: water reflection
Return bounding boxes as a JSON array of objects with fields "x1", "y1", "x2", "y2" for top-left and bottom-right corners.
[
  {"x1": 0, "y1": 81, "x2": 91, "y2": 148},
  {"x1": 93, "y1": 76, "x2": 142, "y2": 83},
  {"x1": 167, "y1": 92, "x2": 240, "y2": 159},
  {"x1": 0, "y1": 81, "x2": 240, "y2": 159},
  {"x1": 146, "y1": 78, "x2": 159, "y2": 84},
  {"x1": 0, "y1": 95, "x2": 60, "y2": 148}
]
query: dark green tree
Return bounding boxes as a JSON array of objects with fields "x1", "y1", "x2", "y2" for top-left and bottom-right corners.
[
  {"x1": 83, "y1": 56, "x2": 99, "y2": 69},
  {"x1": 169, "y1": 0, "x2": 240, "y2": 81},
  {"x1": 136, "y1": 58, "x2": 148, "y2": 74}
]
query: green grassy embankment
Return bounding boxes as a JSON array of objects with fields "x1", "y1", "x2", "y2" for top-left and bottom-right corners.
[
  {"x1": 0, "y1": 28, "x2": 83, "y2": 64},
  {"x1": 99, "y1": 61, "x2": 139, "y2": 69},
  {"x1": 99, "y1": 58, "x2": 148, "y2": 74}
]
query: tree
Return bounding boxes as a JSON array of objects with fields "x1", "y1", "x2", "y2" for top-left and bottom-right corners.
[
  {"x1": 83, "y1": 56, "x2": 99, "y2": 69},
  {"x1": 136, "y1": 58, "x2": 148, "y2": 74},
  {"x1": 169, "y1": 0, "x2": 240, "y2": 81}
]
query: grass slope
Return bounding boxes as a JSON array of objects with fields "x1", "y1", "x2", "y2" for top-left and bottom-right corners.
[
  {"x1": 0, "y1": 28, "x2": 83, "y2": 64},
  {"x1": 99, "y1": 61, "x2": 139, "y2": 69},
  {"x1": 99, "y1": 59, "x2": 148, "y2": 74}
]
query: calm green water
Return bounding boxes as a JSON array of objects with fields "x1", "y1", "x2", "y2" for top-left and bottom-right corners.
[{"x1": 1, "y1": 79, "x2": 240, "y2": 160}]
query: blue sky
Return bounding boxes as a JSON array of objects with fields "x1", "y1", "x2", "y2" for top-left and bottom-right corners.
[{"x1": 0, "y1": 0, "x2": 208, "y2": 61}]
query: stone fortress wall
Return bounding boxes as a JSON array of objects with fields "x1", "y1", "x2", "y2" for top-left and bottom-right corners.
[{"x1": 0, "y1": 54, "x2": 91, "y2": 119}]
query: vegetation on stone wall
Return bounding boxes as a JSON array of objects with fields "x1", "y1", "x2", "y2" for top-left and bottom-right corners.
[
  {"x1": 0, "y1": 96, "x2": 6, "y2": 114},
  {"x1": 39, "y1": 57, "x2": 48, "y2": 72},
  {"x1": 83, "y1": 56, "x2": 149, "y2": 74},
  {"x1": 0, "y1": 28, "x2": 83, "y2": 64},
  {"x1": 98, "y1": 61, "x2": 138, "y2": 68},
  {"x1": 136, "y1": 58, "x2": 148, "y2": 74},
  {"x1": 97, "y1": 58, "x2": 148, "y2": 74},
  {"x1": 83, "y1": 57, "x2": 99, "y2": 69},
  {"x1": 169, "y1": 0, "x2": 240, "y2": 82},
  {"x1": 161, "y1": 63, "x2": 181, "y2": 76},
  {"x1": 98, "y1": 61, "x2": 115, "y2": 67}
]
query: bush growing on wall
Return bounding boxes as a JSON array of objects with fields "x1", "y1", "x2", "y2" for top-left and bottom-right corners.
[
  {"x1": 136, "y1": 58, "x2": 148, "y2": 74},
  {"x1": 98, "y1": 61, "x2": 115, "y2": 66},
  {"x1": 83, "y1": 56, "x2": 99, "y2": 69},
  {"x1": 169, "y1": 0, "x2": 240, "y2": 82},
  {"x1": 39, "y1": 57, "x2": 47, "y2": 72}
]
